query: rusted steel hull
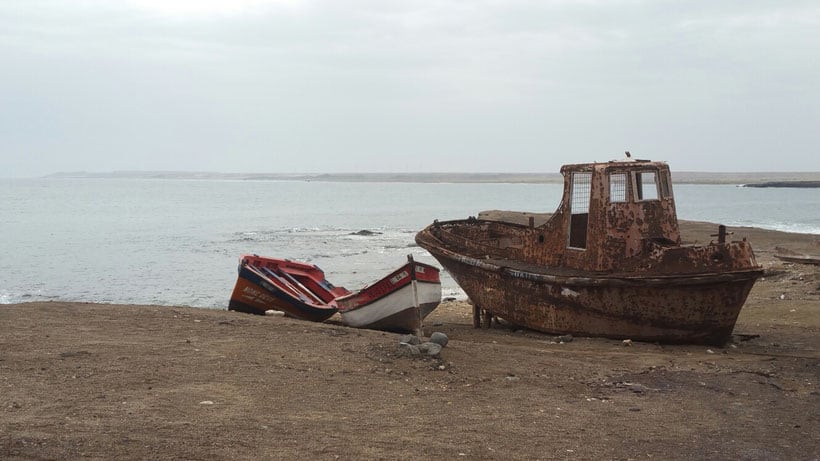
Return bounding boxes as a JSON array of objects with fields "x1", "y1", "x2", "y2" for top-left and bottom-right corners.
[
  {"x1": 417, "y1": 226, "x2": 762, "y2": 345},
  {"x1": 416, "y1": 158, "x2": 764, "y2": 345}
]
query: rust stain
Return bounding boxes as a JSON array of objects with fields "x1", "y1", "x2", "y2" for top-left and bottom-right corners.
[{"x1": 416, "y1": 158, "x2": 763, "y2": 345}]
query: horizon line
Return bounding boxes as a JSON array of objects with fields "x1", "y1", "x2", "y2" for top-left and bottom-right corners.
[{"x1": 6, "y1": 170, "x2": 817, "y2": 185}]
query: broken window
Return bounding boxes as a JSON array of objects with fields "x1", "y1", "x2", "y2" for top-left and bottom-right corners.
[
  {"x1": 569, "y1": 172, "x2": 591, "y2": 249},
  {"x1": 659, "y1": 171, "x2": 673, "y2": 198},
  {"x1": 633, "y1": 171, "x2": 658, "y2": 201}
]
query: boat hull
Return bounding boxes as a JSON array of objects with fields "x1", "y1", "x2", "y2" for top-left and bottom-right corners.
[
  {"x1": 425, "y1": 247, "x2": 760, "y2": 345},
  {"x1": 414, "y1": 158, "x2": 765, "y2": 345},
  {"x1": 774, "y1": 254, "x2": 820, "y2": 265},
  {"x1": 336, "y1": 259, "x2": 442, "y2": 332},
  {"x1": 338, "y1": 280, "x2": 441, "y2": 332},
  {"x1": 228, "y1": 264, "x2": 337, "y2": 322}
]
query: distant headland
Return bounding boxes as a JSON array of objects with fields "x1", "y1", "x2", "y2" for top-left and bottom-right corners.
[
  {"x1": 742, "y1": 181, "x2": 820, "y2": 188},
  {"x1": 42, "y1": 170, "x2": 820, "y2": 185},
  {"x1": 42, "y1": 171, "x2": 565, "y2": 184}
]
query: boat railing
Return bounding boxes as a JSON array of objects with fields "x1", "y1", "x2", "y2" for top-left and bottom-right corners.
[{"x1": 436, "y1": 226, "x2": 525, "y2": 259}]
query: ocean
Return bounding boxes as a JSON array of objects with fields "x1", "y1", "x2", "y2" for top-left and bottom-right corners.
[{"x1": 1, "y1": 178, "x2": 818, "y2": 308}]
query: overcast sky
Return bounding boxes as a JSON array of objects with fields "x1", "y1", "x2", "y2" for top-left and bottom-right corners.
[{"x1": 1, "y1": 0, "x2": 818, "y2": 177}]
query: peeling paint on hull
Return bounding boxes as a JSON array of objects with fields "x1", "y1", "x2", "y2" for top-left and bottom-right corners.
[
  {"x1": 428, "y1": 245, "x2": 758, "y2": 345},
  {"x1": 415, "y1": 158, "x2": 764, "y2": 345}
]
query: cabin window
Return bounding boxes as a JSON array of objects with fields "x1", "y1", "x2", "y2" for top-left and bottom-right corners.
[
  {"x1": 633, "y1": 171, "x2": 659, "y2": 201},
  {"x1": 659, "y1": 171, "x2": 673, "y2": 198},
  {"x1": 569, "y1": 172, "x2": 591, "y2": 249},
  {"x1": 609, "y1": 173, "x2": 627, "y2": 203}
]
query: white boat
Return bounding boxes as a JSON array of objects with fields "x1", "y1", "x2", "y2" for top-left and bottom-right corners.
[{"x1": 335, "y1": 255, "x2": 442, "y2": 333}]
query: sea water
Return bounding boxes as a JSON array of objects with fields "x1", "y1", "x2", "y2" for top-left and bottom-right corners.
[{"x1": 1, "y1": 178, "x2": 818, "y2": 308}]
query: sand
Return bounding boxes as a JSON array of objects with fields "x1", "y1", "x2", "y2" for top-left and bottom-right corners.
[{"x1": 1, "y1": 220, "x2": 818, "y2": 460}]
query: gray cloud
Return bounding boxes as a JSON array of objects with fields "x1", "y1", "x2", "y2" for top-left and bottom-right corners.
[{"x1": 1, "y1": 0, "x2": 818, "y2": 177}]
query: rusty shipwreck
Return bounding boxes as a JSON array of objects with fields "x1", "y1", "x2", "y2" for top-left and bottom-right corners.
[{"x1": 415, "y1": 157, "x2": 763, "y2": 345}]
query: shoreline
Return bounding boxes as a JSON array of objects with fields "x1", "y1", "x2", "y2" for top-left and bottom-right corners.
[
  {"x1": 0, "y1": 219, "x2": 817, "y2": 309},
  {"x1": 2, "y1": 221, "x2": 818, "y2": 459}
]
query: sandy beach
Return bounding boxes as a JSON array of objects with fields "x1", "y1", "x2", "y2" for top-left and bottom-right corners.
[{"x1": 1, "y1": 219, "x2": 818, "y2": 460}]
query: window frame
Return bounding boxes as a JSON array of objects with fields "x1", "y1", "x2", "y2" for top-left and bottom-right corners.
[
  {"x1": 609, "y1": 172, "x2": 628, "y2": 203},
  {"x1": 632, "y1": 170, "x2": 660, "y2": 202}
]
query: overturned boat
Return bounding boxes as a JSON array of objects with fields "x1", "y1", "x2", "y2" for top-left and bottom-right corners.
[
  {"x1": 228, "y1": 255, "x2": 350, "y2": 322},
  {"x1": 416, "y1": 156, "x2": 763, "y2": 345}
]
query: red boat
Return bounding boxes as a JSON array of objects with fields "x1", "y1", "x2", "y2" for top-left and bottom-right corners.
[
  {"x1": 335, "y1": 255, "x2": 442, "y2": 333},
  {"x1": 228, "y1": 254, "x2": 350, "y2": 322}
]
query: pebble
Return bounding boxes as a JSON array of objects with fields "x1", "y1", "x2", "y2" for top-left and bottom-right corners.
[
  {"x1": 265, "y1": 310, "x2": 285, "y2": 316},
  {"x1": 557, "y1": 334, "x2": 573, "y2": 343},
  {"x1": 622, "y1": 339, "x2": 633, "y2": 347},
  {"x1": 397, "y1": 342, "x2": 421, "y2": 357},
  {"x1": 199, "y1": 401, "x2": 214, "y2": 405},
  {"x1": 418, "y1": 342, "x2": 443, "y2": 357},
  {"x1": 429, "y1": 332, "x2": 449, "y2": 347},
  {"x1": 400, "y1": 334, "x2": 421, "y2": 345},
  {"x1": 628, "y1": 384, "x2": 645, "y2": 394}
]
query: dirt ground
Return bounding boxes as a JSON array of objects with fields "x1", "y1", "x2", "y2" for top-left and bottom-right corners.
[{"x1": 1, "y1": 219, "x2": 818, "y2": 460}]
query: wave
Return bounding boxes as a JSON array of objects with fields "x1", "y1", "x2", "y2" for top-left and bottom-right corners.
[
  {"x1": 230, "y1": 226, "x2": 409, "y2": 241},
  {"x1": 442, "y1": 287, "x2": 468, "y2": 300},
  {"x1": 1, "y1": 291, "x2": 63, "y2": 305},
  {"x1": 306, "y1": 249, "x2": 371, "y2": 260},
  {"x1": 724, "y1": 220, "x2": 820, "y2": 235}
]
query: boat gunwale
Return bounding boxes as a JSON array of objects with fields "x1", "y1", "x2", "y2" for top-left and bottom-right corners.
[
  {"x1": 336, "y1": 278, "x2": 442, "y2": 313},
  {"x1": 417, "y1": 227, "x2": 764, "y2": 288},
  {"x1": 334, "y1": 261, "x2": 441, "y2": 312}
]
